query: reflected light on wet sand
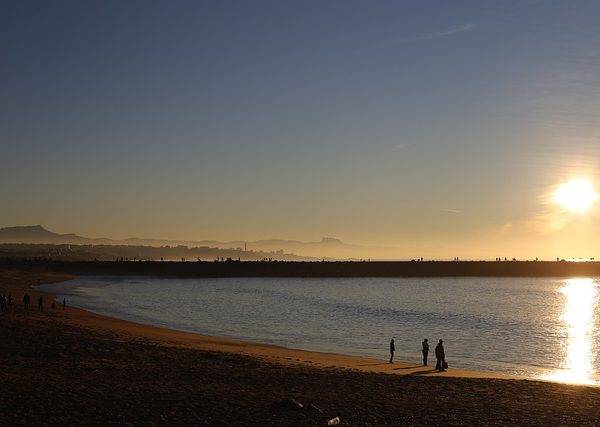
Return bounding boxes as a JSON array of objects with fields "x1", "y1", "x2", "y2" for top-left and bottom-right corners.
[{"x1": 544, "y1": 278, "x2": 598, "y2": 385}]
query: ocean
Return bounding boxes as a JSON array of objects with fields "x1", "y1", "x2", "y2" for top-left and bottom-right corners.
[{"x1": 40, "y1": 276, "x2": 600, "y2": 384}]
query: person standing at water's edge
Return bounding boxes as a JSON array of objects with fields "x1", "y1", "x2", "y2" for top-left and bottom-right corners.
[
  {"x1": 435, "y1": 339, "x2": 445, "y2": 372},
  {"x1": 422, "y1": 339, "x2": 429, "y2": 366},
  {"x1": 389, "y1": 338, "x2": 395, "y2": 364}
]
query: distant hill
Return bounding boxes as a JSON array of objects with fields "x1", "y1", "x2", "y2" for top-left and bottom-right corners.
[
  {"x1": 228, "y1": 237, "x2": 400, "y2": 259},
  {"x1": 0, "y1": 225, "x2": 404, "y2": 260},
  {"x1": 0, "y1": 225, "x2": 111, "y2": 245}
]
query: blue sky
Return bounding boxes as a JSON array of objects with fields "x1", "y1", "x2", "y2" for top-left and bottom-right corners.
[{"x1": 2, "y1": 0, "x2": 600, "y2": 258}]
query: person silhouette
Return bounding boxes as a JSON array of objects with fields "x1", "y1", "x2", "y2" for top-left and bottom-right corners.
[
  {"x1": 389, "y1": 338, "x2": 395, "y2": 364},
  {"x1": 435, "y1": 339, "x2": 446, "y2": 372},
  {"x1": 422, "y1": 339, "x2": 429, "y2": 366},
  {"x1": 38, "y1": 296, "x2": 44, "y2": 312},
  {"x1": 63, "y1": 298, "x2": 66, "y2": 310},
  {"x1": 23, "y1": 293, "x2": 30, "y2": 311}
]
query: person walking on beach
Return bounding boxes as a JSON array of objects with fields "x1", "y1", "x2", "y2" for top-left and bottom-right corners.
[
  {"x1": 38, "y1": 295, "x2": 44, "y2": 312},
  {"x1": 23, "y1": 293, "x2": 30, "y2": 311},
  {"x1": 435, "y1": 339, "x2": 446, "y2": 372},
  {"x1": 422, "y1": 339, "x2": 429, "y2": 366},
  {"x1": 389, "y1": 338, "x2": 395, "y2": 364}
]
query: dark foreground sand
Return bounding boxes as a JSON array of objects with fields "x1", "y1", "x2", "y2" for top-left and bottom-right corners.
[{"x1": 1, "y1": 269, "x2": 600, "y2": 425}]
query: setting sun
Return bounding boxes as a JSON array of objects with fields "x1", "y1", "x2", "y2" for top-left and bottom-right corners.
[{"x1": 553, "y1": 178, "x2": 598, "y2": 214}]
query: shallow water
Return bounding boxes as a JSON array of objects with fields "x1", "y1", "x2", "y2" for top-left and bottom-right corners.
[{"x1": 41, "y1": 276, "x2": 600, "y2": 384}]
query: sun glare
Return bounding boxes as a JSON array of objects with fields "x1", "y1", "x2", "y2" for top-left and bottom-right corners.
[
  {"x1": 553, "y1": 178, "x2": 598, "y2": 214},
  {"x1": 544, "y1": 278, "x2": 598, "y2": 385}
]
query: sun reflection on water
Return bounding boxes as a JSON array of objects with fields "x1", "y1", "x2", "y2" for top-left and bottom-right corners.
[{"x1": 544, "y1": 278, "x2": 598, "y2": 385}]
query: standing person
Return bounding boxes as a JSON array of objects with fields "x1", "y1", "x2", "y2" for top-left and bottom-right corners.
[
  {"x1": 63, "y1": 298, "x2": 66, "y2": 310},
  {"x1": 389, "y1": 338, "x2": 395, "y2": 364},
  {"x1": 422, "y1": 339, "x2": 429, "y2": 366},
  {"x1": 38, "y1": 295, "x2": 44, "y2": 312},
  {"x1": 435, "y1": 339, "x2": 446, "y2": 372},
  {"x1": 23, "y1": 293, "x2": 30, "y2": 311}
]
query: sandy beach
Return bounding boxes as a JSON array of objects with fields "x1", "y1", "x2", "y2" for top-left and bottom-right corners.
[{"x1": 2, "y1": 267, "x2": 600, "y2": 425}]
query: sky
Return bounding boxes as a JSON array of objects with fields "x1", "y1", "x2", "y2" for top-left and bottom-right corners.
[{"x1": 2, "y1": 0, "x2": 600, "y2": 259}]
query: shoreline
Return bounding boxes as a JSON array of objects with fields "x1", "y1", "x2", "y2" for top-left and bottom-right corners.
[
  {"x1": 35, "y1": 273, "x2": 511, "y2": 380},
  {"x1": 4, "y1": 267, "x2": 600, "y2": 424}
]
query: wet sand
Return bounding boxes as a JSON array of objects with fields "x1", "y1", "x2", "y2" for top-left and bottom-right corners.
[{"x1": 1, "y1": 268, "x2": 600, "y2": 425}]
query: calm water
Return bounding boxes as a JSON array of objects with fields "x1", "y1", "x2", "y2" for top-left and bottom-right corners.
[{"x1": 41, "y1": 276, "x2": 600, "y2": 384}]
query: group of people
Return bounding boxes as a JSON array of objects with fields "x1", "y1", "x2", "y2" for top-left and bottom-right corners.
[
  {"x1": 21, "y1": 292, "x2": 45, "y2": 311},
  {"x1": 389, "y1": 338, "x2": 447, "y2": 372},
  {"x1": 0, "y1": 292, "x2": 66, "y2": 313}
]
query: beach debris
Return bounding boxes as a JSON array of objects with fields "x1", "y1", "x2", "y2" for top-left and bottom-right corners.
[
  {"x1": 308, "y1": 403, "x2": 324, "y2": 414},
  {"x1": 269, "y1": 399, "x2": 304, "y2": 411},
  {"x1": 327, "y1": 416, "x2": 340, "y2": 425}
]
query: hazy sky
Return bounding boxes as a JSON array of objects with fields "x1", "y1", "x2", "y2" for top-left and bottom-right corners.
[{"x1": 2, "y1": 0, "x2": 600, "y2": 258}]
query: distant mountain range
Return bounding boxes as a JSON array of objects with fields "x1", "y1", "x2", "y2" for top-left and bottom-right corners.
[{"x1": 0, "y1": 225, "x2": 404, "y2": 260}]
